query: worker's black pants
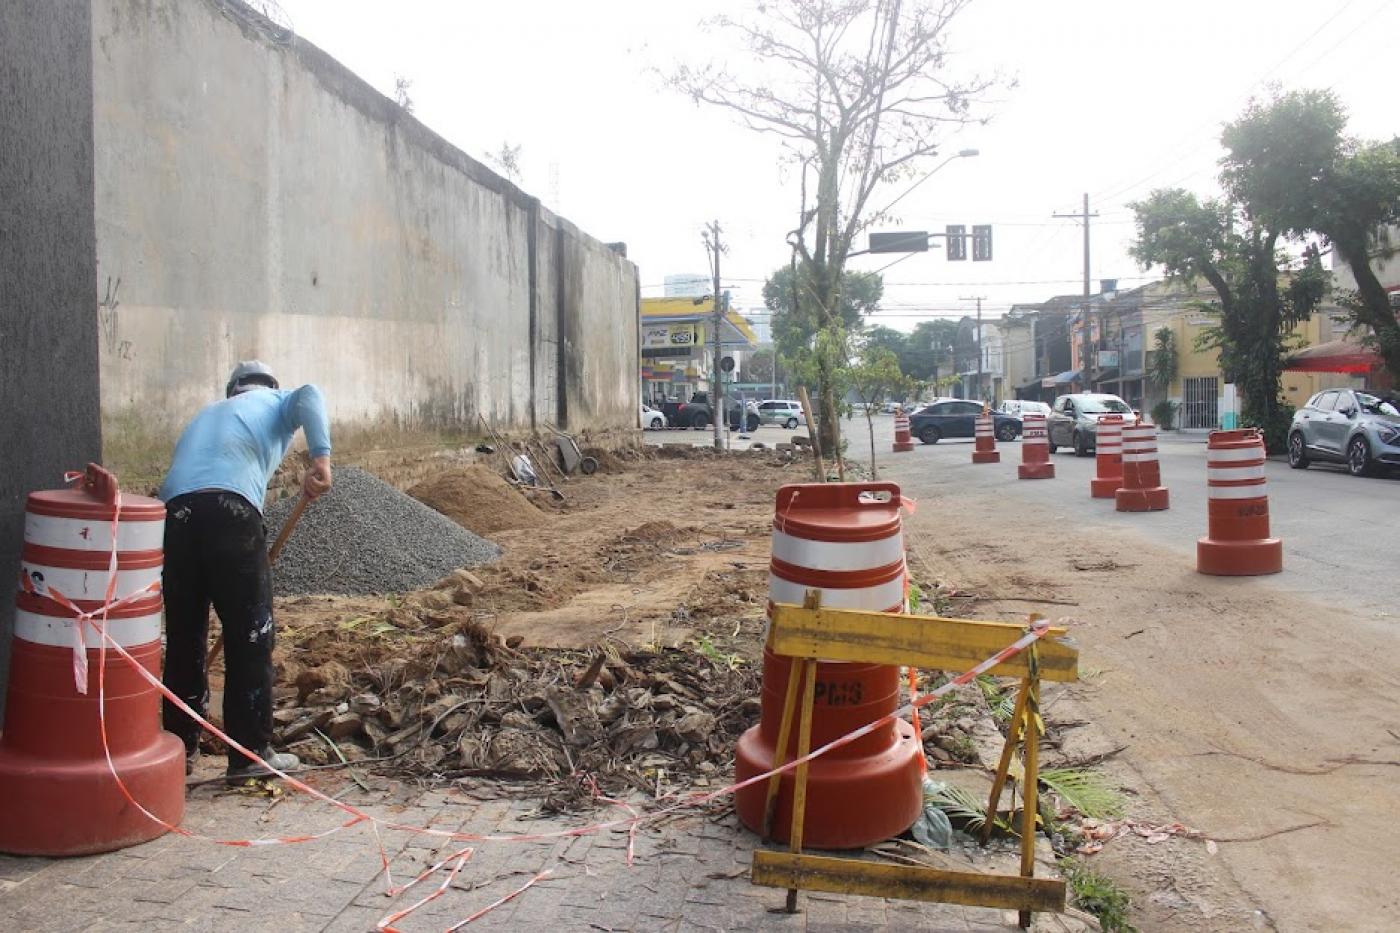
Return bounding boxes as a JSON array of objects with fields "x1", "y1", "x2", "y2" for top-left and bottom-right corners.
[{"x1": 161, "y1": 491, "x2": 276, "y2": 768}]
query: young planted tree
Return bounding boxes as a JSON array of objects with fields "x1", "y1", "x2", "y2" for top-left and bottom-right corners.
[
  {"x1": 847, "y1": 346, "x2": 916, "y2": 478},
  {"x1": 673, "y1": 0, "x2": 992, "y2": 453},
  {"x1": 1218, "y1": 89, "x2": 1400, "y2": 382},
  {"x1": 1131, "y1": 189, "x2": 1326, "y2": 451}
]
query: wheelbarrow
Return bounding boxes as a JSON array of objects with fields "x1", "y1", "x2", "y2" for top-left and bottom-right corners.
[{"x1": 551, "y1": 430, "x2": 598, "y2": 476}]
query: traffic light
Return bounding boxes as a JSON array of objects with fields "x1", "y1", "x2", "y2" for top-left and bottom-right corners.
[
  {"x1": 972, "y1": 225, "x2": 992, "y2": 261},
  {"x1": 946, "y1": 225, "x2": 966, "y2": 261}
]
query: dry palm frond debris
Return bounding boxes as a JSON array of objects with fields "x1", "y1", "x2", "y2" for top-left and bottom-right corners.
[{"x1": 263, "y1": 604, "x2": 762, "y2": 812}]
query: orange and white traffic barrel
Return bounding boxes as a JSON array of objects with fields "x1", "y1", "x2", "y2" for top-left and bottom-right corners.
[
  {"x1": 892, "y1": 410, "x2": 915, "y2": 453},
  {"x1": 1197, "y1": 429, "x2": 1282, "y2": 575},
  {"x1": 971, "y1": 411, "x2": 1000, "y2": 464},
  {"x1": 1115, "y1": 423, "x2": 1169, "y2": 511},
  {"x1": 1018, "y1": 413, "x2": 1055, "y2": 479},
  {"x1": 1090, "y1": 414, "x2": 1125, "y2": 498},
  {"x1": 735, "y1": 482, "x2": 922, "y2": 849},
  {"x1": 0, "y1": 464, "x2": 184, "y2": 856}
]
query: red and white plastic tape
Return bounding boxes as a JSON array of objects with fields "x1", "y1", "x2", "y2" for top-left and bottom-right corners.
[{"x1": 23, "y1": 469, "x2": 1055, "y2": 929}]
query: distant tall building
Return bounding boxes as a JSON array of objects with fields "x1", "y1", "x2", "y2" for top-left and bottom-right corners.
[
  {"x1": 664, "y1": 273, "x2": 709, "y2": 298},
  {"x1": 745, "y1": 315, "x2": 773, "y2": 346}
]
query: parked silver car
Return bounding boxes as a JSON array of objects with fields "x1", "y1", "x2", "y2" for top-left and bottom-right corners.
[
  {"x1": 1047, "y1": 393, "x2": 1135, "y2": 456},
  {"x1": 1288, "y1": 388, "x2": 1400, "y2": 476}
]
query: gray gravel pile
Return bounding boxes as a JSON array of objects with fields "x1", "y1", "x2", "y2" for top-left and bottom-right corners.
[{"x1": 268, "y1": 467, "x2": 500, "y2": 596}]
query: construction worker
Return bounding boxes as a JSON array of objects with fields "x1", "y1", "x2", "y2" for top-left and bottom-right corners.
[{"x1": 159, "y1": 361, "x2": 333, "y2": 784}]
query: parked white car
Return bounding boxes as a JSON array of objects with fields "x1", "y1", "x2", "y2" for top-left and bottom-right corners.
[
  {"x1": 997, "y1": 399, "x2": 1052, "y2": 419},
  {"x1": 640, "y1": 403, "x2": 667, "y2": 430},
  {"x1": 757, "y1": 399, "x2": 805, "y2": 429}
]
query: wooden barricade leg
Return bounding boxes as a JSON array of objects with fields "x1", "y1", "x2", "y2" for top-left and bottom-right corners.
[
  {"x1": 1018, "y1": 648, "x2": 1043, "y2": 930},
  {"x1": 980, "y1": 677, "x2": 1032, "y2": 847},
  {"x1": 761, "y1": 660, "x2": 804, "y2": 839},
  {"x1": 786, "y1": 657, "x2": 818, "y2": 913}
]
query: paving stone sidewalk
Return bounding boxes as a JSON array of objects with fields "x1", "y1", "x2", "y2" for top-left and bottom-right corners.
[{"x1": 0, "y1": 777, "x2": 1083, "y2": 932}]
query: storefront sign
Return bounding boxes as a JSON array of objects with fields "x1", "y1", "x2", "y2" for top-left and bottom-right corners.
[{"x1": 642, "y1": 324, "x2": 698, "y2": 350}]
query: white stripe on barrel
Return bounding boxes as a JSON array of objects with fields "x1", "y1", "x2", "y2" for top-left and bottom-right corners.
[
  {"x1": 1208, "y1": 464, "x2": 1266, "y2": 482},
  {"x1": 15, "y1": 605, "x2": 162, "y2": 649},
  {"x1": 1206, "y1": 446, "x2": 1263, "y2": 463},
  {"x1": 24, "y1": 511, "x2": 164, "y2": 552},
  {"x1": 19, "y1": 558, "x2": 160, "y2": 604},
  {"x1": 772, "y1": 528, "x2": 905, "y2": 571},
  {"x1": 1208, "y1": 482, "x2": 1269, "y2": 500}
]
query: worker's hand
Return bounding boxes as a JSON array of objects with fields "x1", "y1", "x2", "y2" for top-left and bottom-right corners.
[{"x1": 303, "y1": 456, "x2": 332, "y2": 501}]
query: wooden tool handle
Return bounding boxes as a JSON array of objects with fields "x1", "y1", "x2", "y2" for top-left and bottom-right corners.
[{"x1": 268, "y1": 495, "x2": 309, "y2": 563}]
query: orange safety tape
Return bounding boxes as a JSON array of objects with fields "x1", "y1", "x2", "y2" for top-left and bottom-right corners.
[{"x1": 29, "y1": 468, "x2": 1056, "y2": 925}]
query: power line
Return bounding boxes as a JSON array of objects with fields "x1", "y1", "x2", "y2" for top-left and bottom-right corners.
[{"x1": 1086, "y1": 0, "x2": 1366, "y2": 206}]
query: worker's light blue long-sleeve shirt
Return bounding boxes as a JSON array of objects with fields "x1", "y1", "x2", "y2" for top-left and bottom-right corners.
[{"x1": 159, "y1": 385, "x2": 332, "y2": 513}]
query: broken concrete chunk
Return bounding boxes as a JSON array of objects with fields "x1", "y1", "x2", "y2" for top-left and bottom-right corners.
[
  {"x1": 350, "y1": 693, "x2": 382, "y2": 717},
  {"x1": 277, "y1": 708, "x2": 333, "y2": 744},
  {"x1": 673, "y1": 710, "x2": 717, "y2": 745},
  {"x1": 326, "y1": 712, "x2": 362, "y2": 739},
  {"x1": 544, "y1": 686, "x2": 601, "y2": 747}
]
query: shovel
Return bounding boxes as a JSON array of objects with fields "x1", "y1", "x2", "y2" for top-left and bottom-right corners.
[{"x1": 206, "y1": 493, "x2": 308, "y2": 668}]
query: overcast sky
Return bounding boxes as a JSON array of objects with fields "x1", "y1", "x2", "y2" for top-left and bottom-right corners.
[{"x1": 278, "y1": 0, "x2": 1397, "y2": 329}]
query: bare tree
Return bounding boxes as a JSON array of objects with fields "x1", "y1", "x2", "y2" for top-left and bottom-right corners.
[
  {"x1": 393, "y1": 75, "x2": 414, "y2": 114},
  {"x1": 486, "y1": 142, "x2": 525, "y2": 185},
  {"x1": 671, "y1": 0, "x2": 994, "y2": 450}
]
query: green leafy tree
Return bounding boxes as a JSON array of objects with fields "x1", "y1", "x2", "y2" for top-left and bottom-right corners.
[
  {"x1": 764, "y1": 266, "x2": 883, "y2": 365},
  {"x1": 673, "y1": 0, "x2": 993, "y2": 454},
  {"x1": 847, "y1": 346, "x2": 917, "y2": 478},
  {"x1": 906, "y1": 319, "x2": 961, "y2": 382},
  {"x1": 1218, "y1": 89, "x2": 1400, "y2": 382},
  {"x1": 1131, "y1": 189, "x2": 1325, "y2": 451},
  {"x1": 740, "y1": 347, "x2": 776, "y2": 385}
]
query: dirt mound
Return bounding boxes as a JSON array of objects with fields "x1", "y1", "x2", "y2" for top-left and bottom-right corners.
[
  {"x1": 581, "y1": 446, "x2": 626, "y2": 473},
  {"x1": 408, "y1": 465, "x2": 546, "y2": 536},
  {"x1": 614, "y1": 520, "x2": 680, "y2": 544}
]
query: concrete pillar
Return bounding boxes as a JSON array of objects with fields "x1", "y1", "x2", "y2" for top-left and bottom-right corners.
[{"x1": 0, "y1": 1, "x2": 103, "y2": 722}]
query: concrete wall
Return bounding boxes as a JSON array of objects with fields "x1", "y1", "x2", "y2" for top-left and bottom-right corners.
[
  {"x1": 0, "y1": 1, "x2": 105, "y2": 722},
  {"x1": 92, "y1": 0, "x2": 637, "y2": 440}
]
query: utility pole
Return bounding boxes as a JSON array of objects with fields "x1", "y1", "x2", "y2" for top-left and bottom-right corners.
[
  {"x1": 961, "y1": 295, "x2": 986, "y2": 403},
  {"x1": 702, "y1": 221, "x2": 727, "y2": 451},
  {"x1": 1053, "y1": 194, "x2": 1097, "y2": 391}
]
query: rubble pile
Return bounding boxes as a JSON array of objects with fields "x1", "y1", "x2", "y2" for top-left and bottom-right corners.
[{"x1": 271, "y1": 587, "x2": 762, "y2": 805}]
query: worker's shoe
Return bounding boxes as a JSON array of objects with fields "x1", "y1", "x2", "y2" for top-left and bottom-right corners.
[
  {"x1": 225, "y1": 748, "x2": 300, "y2": 785},
  {"x1": 185, "y1": 747, "x2": 200, "y2": 776}
]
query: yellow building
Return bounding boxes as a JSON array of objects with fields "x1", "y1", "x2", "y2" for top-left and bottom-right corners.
[
  {"x1": 640, "y1": 297, "x2": 758, "y2": 402},
  {"x1": 1140, "y1": 281, "x2": 1359, "y2": 428}
]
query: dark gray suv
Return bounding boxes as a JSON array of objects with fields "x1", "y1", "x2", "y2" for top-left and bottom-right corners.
[{"x1": 1288, "y1": 388, "x2": 1400, "y2": 476}]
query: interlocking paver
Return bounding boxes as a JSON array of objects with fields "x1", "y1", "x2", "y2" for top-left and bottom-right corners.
[{"x1": 0, "y1": 781, "x2": 1054, "y2": 931}]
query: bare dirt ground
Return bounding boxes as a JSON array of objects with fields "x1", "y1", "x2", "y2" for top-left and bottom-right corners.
[
  {"x1": 274, "y1": 447, "x2": 779, "y2": 652},
  {"x1": 899, "y1": 485, "x2": 1400, "y2": 933},
  {"x1": 203, "y1": 439, "x2": 1400, "y2": 931},
  {"x1": 194, "y1": 448, "x2": 800, "y2": 807}
]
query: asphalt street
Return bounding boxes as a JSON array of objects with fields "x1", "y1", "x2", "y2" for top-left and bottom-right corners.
[
  {"x1": 648, "y1": 414, "x2": 1400, "y2": 619},
  {"x1": 856, "y1": 414, "x2": 1400, "y2": 621}
]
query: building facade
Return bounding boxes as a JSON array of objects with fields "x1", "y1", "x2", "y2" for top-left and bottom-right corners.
[{"x1": 640, "y1": 297, "x2": 757, "y2": 403}]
